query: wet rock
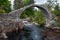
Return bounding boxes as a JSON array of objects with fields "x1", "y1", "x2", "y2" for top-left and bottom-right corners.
[{"x1": 44, "y1": 27, "x2": 60, "y2": 40}]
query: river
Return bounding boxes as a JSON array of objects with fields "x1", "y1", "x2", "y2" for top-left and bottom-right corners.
[{"x1": 22, "y1": 23, "x2": 45, "y2": 40}]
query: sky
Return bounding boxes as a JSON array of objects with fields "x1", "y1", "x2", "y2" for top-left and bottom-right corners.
[{"x1": 34, "y1": 0, "x2": 47, "y2": 4}]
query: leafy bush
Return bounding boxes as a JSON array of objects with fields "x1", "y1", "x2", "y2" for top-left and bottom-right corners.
[{"x1": 0, "y1": 9, "x2": 5, "y2": 13}]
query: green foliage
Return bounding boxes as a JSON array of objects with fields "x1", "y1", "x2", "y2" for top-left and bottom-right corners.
[
  {"x1": 0, "y1": 0, "x2": 11, "y2": 13},
  {"x1": 47, "y1": 0, "x2": 60, "y2": 16},
  {"x1": 47, "y1": 0, "x2": 60, "y2": 27},
  {"x1": 0, "y1": 9, "x2": 5, "y2": 13},
  {"x1": 14, "y1": 0, "x2": 23, "y2": 9},
  {"x1": 52, "y1": 4, "x2": 60, "y2": 16},
  {"x1": 23, "y1": 0, "x2": 34, "y2": 5},
  {"x1": 47, "y1": 0, "x2": 57, "y2": 8},
  {"x1": 56, "y1": 22, "x2": 60, "y2": 27},
  {"x1": 20, "y1": 0, "x2": 34, "y2": 18},
  {"x1": 52, "y1": 10, "x2": 60, "y2": 16},
  {"x1": 31, "y1": 9, "x2": 46, "y2": 24},
  {"x1": 20, "y1": 8, "x2": 34, "y2": 18},
  {"x1": 52, "y1": 4, "x2": 60, "y2": 27},
  {"x1": 14, "y1": 0, "x2": 34, "y2": 9},
  {"x1": 46, "y1": 0, "x2": 57, "y2": 11}
]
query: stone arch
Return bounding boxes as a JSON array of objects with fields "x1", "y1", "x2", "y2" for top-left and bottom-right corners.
[
  {"x1": 19, "y1": 4, "x2": 52, "y2": 26},
  {"x1": 8, "y1": 4, "x2": 52, "y2": 27},
  {"x1": 20, "y1": 4, "x2": 52, "y2": 19}
]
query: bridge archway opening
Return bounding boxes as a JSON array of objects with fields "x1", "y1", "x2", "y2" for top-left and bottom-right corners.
[
  {"x1": 20, "y1": 4, "x2": 52, "y2": 26},
  {"x1": 20, "y1": 7, "x2": 46, "y2": 25}
]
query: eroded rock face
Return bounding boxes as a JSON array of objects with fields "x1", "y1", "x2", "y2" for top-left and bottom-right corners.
[
  {"x1": 0, "y1": 14, "x2": 24, "y2": 39},
  {"x1": 44, "y1": 27, "x2": 60, "y2": 40}
]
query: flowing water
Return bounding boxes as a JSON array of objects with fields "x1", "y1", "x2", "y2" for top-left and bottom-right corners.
[{"x1": 23, "y1": 24, "x2": 45, "y2": 40}]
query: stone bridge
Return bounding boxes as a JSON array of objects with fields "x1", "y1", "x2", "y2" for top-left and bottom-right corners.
[
  {"x1": 8, "y1": 4, "x2": 52, "y2": 26},
  {"x1": 0, "y1": 4, "x2": 60, "y2": 40}
]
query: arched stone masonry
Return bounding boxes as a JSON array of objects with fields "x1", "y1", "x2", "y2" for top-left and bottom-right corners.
[{"x1": 0, "y1": 4, "x2": 53, "y2": 40}]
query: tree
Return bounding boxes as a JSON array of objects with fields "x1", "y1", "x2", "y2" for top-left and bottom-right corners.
[
  {"x1": 46, "y1": 0, "x2": 60, "y2": 27},
  {"x1": 0, "y1": 0, "x2": 11, "y2": 13},
  {"x1": 14, "y1": 0, "x2": 23, "y2": 10},
  {"x1": 52, "y1": 4, "x2": 60, "y2": 27},
  {"x1": 31, "y1": 9, "x2": 46, "y2": 25},
  {"x1": 21, "y1": 0, "x2": 34, "y2": 18},
  {"x1": 14, "y1": 0, "x2": 34, "y2": 9},
  {"x1": 46, "y1": 0, "x2": 60, "y2": 16},
  {"x1": 46, "y1": 0, "x2": 57, "y2": 11},
  {"x1": 52, "y1": 4, "x2": 60, "y2": 16}
]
